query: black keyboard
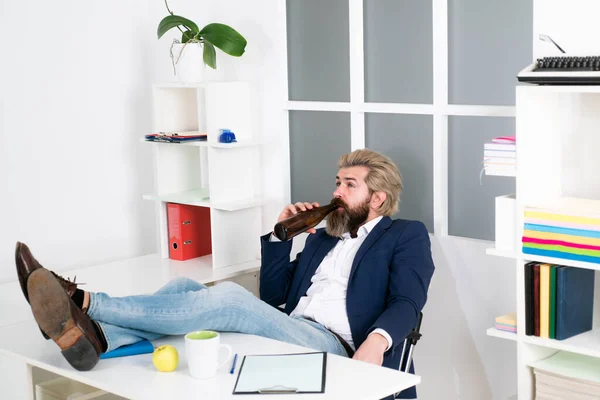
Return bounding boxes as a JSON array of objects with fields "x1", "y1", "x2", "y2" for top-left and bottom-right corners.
[
  {"x1": 533, "y1": 56, "x2": 600, "y2": 72},
  {"x1": 518, "y1": 56, "x2": 600, "y2": 85}
]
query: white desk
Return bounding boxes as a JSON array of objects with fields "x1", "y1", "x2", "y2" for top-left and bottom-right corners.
[
  {"x1": 0, "y1": 321, "x2": 419, "y2": 400},
  {"x1": 0, "y1": 254, "x2": 419, "y2": 399}
]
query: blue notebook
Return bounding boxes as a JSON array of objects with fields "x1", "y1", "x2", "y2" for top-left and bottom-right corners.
[
  {"x1": 100, "y1": 340, "x2": 154, "y2": 359},
  {"x1": 555, "y1": 266, "x2": 595, "y2": 340}
]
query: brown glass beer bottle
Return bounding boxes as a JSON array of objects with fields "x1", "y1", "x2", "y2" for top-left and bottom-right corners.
[{"x1": 273, "y1": 200, "x2": 341, "y2": 241}]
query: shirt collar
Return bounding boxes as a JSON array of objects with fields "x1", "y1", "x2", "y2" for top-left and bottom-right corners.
[{"x1": 341, "y1": 215, "x2": 383, "y2": 240}]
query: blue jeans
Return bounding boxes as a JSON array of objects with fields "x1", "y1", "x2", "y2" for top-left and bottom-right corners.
[{"x1": 87, "y1": 277, "x2": 349, "y2": 357}]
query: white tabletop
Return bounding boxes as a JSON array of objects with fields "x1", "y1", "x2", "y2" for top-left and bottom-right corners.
[{"x1": 0, "y1": 320, "x2": 419, "y2": 400}]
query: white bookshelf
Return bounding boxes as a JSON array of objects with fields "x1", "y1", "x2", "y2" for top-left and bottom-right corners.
[
  {"x1": 489, "y1": 85, "x2": 600, "y2": 399},
  {"x1": 487, "y1": 327, "x2": 518, "y2": 341},
  {"x1": 144, "y1": 81, "x2": 264, "y2": 274},
  {"x1": 139, "y1": 138, "x2": 263, "y2": 149}
]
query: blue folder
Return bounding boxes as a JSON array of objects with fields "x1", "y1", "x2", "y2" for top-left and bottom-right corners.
[{"x1": 100, "y1": 340, "x2": 154, "y2": 360}]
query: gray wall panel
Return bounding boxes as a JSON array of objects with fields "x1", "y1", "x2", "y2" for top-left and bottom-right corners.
[
  {"x1": 449, "y1": 0, "x2": 533, "y2": 105},
  {"x1": 289, "y1": 111, "x2": 352, "y2": 207},
  {"x1": 449, "y1": 116, "x2": 516, "y2": 240},
  {"x1": 287, "y1": 0, "x2": 350, "y2": 102},
  {"x1": 365, "y1": 114, "x2": 433, "y2": 231},
  {"x1": 364, "y1": 0, "x2": 433, "y2": 104}
]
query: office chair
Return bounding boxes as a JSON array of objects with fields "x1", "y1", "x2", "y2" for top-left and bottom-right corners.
[
  {"x1": 393, "y1": 312, "x2": 423, "y2": 399},
  {"x1": 399, "y1": 311, "x2": 423, "y2": 373}
]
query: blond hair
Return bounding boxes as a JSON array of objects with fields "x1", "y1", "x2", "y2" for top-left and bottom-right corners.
[{"x1": 338, "y1": 149, "x2": 402, "y2": 216}]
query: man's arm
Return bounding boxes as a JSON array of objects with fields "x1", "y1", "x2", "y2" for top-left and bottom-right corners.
[
  {"x1": 354, "y1": 221, "x2": 434, "y2": 364},
  {"x1": 259, "y1": 202, "x2": 320, "y2": 308},
  {"x1": 259, "y1": 233, "x2": 298, "y2": 308}
]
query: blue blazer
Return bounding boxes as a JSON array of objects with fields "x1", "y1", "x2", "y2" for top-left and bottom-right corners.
[{"x1": 260, "y1": 217, "x2": 435, "y2": 399}]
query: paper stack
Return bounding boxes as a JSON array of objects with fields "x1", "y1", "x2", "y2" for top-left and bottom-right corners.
[
  {"x1": 484, "y1": 136, "x2": 516, "y2": 177},
  {"x1": 495, "y1": 312, "x2": 516, "y2": 334},
  {"x1": 531, "y1": 351, "x2": 600, "y2": 399},
  {"x1": 144, "y1": 130, "x2": 207, "y2": 143},
  {"x1": 523, "y1": 202, "x2": 600, "y2": 265}
]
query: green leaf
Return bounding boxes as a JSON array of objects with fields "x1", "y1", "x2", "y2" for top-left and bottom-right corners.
[
  {"x1": 199, "y1": 23, "x2": 247, "y2": 57},
  {"x1": 157, "y1": 15, "x2": 199, "y2": 39},
  {"x1": 181, "y1": 30, "x2": 196, "y2": 43},
  {"x1": 203, "y1": 42, "x2": 217, "y2": 69}
]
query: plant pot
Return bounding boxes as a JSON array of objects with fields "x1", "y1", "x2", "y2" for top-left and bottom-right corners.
[{"x1": 171, "y1": 42, "x2": 206, "y2": 83}]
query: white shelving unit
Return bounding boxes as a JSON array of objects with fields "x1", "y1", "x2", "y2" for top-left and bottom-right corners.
[
  {"x1": 487, "y1": 327, "x2": 518, "y2": 341},
  {"x1": 144, "y1": 81, "x2": 264, "y2": 277},
  {"x1": 488, "y1": 85, "x2": 600, "y2": 399}
]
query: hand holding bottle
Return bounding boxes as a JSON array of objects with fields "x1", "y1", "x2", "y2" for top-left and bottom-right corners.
[
  {"x1": 273, "y1": 199, "x2": 342, "y2": 241},
  {"x1": 276, "y1": 202, "x2": 321, "y2": 235}
]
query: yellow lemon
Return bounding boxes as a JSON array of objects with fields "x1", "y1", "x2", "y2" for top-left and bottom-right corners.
[{"x1": 152, "y1": 345, "x2": 179, "y2": 372}]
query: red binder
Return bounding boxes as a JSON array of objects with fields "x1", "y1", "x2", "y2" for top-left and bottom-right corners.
[{"x1": 167, "y1": 203, "x2": 212, "y2": 261}]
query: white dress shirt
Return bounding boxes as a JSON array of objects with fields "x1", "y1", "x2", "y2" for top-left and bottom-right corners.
[{"x1": 274, "y1": 216, "x2": 392, "y2": 351}]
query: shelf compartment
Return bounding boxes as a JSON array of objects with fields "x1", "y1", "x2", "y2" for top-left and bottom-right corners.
[
  {"x1": 141, "y1": 138, "x2": 263, "y2": 149},
  {"x1": 522, "y1": 253, "x2": 600, "y2": 272},
  {"x1": 522, "y1": 197, "x2": 600, "y2": 269},
  {"x1": 143, "y1": 189, "x2": 266, "y2": 211},
  {"x1": 144, "y1": 188, "x2": 210, "y2": 207},
  {"x1": 487, "y1": 327, "x2": 517, "y2": 341},
  {"x1": 523, "y1": 328, "x2": 600, "y2": 359}
]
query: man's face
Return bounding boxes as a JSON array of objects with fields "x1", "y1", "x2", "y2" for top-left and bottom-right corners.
[{"x1": 325, "y1": 166, "x2": 372, "y2": 237}]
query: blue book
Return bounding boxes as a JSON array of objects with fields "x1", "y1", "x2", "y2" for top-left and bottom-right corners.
[
  {"x1": 555, "y1": 266, "x2": 595, "y2": 340},
  {"x1": 100, "y1": 340, "x2": 154, "y2": 360}
]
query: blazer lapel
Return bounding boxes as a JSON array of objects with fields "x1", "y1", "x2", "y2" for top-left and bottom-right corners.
[
  {"x1": 348, "y1": 217, "x2": 392, "y2": 283},
  {"x1": 297, "y1": 234, "x2": 340, "y2": 297}
]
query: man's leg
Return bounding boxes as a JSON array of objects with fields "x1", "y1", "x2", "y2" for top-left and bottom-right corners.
[
  {"x1": 94, "y1": 277, "x2": 209, "y2": 351},
  {"x1": 87, "y1": 281, "x2": 349, "y2": 357}
]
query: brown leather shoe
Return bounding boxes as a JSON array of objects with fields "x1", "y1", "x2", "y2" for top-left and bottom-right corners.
[
  {"x1": 27, "y1": 268, "x2": 101, "y2": 371},
  {"x1": 16, "y1": 242, "x2": 80, "y2": 300},
  {"x1": 15, "y1": 242, "x2": 81, "y2": 340},
  {"x1": 16, "y1": 241, "x2": 43, "y2": 303}
]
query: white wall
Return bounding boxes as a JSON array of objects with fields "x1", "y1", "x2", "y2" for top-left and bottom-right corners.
[
  {"x1": 0, "y1": 1, "x2": 286, "y2": 398},
  {"x1": 533, "y1": 0, "x2": 600, "y2": 58},
  {"x1": 418, "y1": 236, "x2": 516, "y2": 400},
  {"x1": 0, "y1": 0, "x2": 286, "y2": 284},
  {"x1": 0, "y1": 0, "x2": 159, "y2": 284}
]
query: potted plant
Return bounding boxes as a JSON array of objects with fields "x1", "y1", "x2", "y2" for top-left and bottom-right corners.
[{"x1": 157, "y1": 0, "x2": 247, "y2": 82}]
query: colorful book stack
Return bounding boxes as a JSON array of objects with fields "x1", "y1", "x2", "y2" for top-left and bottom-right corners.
[
  {"x1": 524, "y1": 262, "x2": 594, "y2": 340},
  {"x1": 522, "y1": 207, "x2": 600, "y2": 264},
  {"x1": 494, "y1": 312, "x2": 516, "y2": 334},
  {"x1": 484, "y1": 136, "x2": 516, "y2": 177}
]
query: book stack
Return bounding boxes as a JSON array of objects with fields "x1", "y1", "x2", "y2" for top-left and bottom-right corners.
[
  {"x1": 495, "y1": 312, "x2": 516, "y2": 334},
  {"x1": 531, "y1": 352, "x2": 600, "y2": 400},
  {"x1": 484, "y1": 136, "x2": 516, "y2": 177},
  {"x1": 524, "y1": 262, "x2": 594, "y2": 340},
  {"x1": 523, "y1": 205, "x2": 600, "y2": 264}
]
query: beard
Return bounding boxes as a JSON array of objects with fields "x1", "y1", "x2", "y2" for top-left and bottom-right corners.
[{"x1": 325, "y1": 196, "x2": 371, "y2": 238}]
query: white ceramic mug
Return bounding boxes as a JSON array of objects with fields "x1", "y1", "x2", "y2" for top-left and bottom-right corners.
[{"x1": 185, "y1": 330, "x2": 233, "y2": 379}]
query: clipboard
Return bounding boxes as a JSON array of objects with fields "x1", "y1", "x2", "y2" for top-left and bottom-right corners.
[{"x1": 232, "y1": 352, "x2": 327, "y2": 395}]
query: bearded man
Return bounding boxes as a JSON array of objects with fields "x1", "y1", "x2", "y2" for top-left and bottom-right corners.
[{"x1": 16, "y1": 149, "x2": 434, "y2": 399}]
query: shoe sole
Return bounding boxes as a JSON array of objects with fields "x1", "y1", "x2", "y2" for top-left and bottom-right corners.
[
  {"x1": 15, "y1": 242, "x2": 50, "y2": 340},
  {"x1": 28, "y1": 269, "x2": 99, "y2": 371}
]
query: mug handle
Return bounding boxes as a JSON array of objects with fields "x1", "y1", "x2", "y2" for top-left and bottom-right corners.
[{"x1": 217, "y1": 344, "x2": 233, "y2": 370}]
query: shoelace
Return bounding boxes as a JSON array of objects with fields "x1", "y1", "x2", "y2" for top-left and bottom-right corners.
[{"x1": 50, "y1": 271, "x2": 85, "y2": 295}]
